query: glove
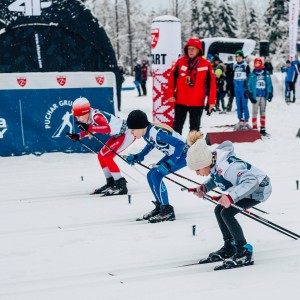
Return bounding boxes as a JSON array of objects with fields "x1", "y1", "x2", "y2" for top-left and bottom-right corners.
[
  {"x1": 218, "y1": 194, "x2": 233, "y2": 208},
  {"x1": 244, "y1": 90, "x2": 250, "y2": 99},
  {"x1": 267, "y1": 93, "x2": 273, "y2": 102},
  {"x1": 66, "y1": 132, "x2": 79, "y2": 142},
  {"x1": 125, "y1": 154, "x2": 137, "y2": 165},
  {"x1": 75, "y1": 121, "x2": 89, "y2": 132},
  {"x1": 193, "y1": 185, "x2": 207, "y2": 198},
  {"x1": 250, "y1": 98, "x2": 257, "y2": 104},
  {"x1": 205, "y1": 103, "x2": 216, "y2": 116}
]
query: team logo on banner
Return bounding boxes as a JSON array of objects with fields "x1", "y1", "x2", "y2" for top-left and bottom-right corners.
[
  {"x1": 151, "y1": 28, "x2": 159, "y2": 49},
  {"x1": 56, "y1": 76, "x2": 66, "y2": 86},
  {"x1": 17, "y1": 77, "x2": 27, "y2": 87},
  {"x1": 95, "y1": 76, "x2": 105, "y2": 85}
]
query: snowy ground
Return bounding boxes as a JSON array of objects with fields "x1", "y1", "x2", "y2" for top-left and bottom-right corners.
[{"x1": 0, "y1": 74, "x2": 300, "y2": 300}]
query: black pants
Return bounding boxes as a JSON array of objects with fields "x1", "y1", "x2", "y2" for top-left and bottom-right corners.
[
  {"x1": 173, "y1": 104, "x2": 204, "y2": 134},
  {"x1": 141, "y1": 79, "x2": 147, "y2": 95},
  {"x1": 214, "y1": 198, "x2": 260, "y2": 247}
]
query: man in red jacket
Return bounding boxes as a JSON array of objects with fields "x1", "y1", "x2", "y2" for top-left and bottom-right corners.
[{"x1": 166, "y1": 37, "x2": 216, "y2": 134}]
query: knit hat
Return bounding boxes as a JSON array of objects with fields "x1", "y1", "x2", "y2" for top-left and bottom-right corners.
[
  {"x1": 213, "y1": 55, "x2": 220, "y2": 62},
  {"x1": 254, "y1": 57, "x2": 263, "y2": 70},
  {"x1": 235, "y1": 50, "x2": 244, "y2": 58},
  {"x1": 215, "y1": 69, "x2": 222, "y2": 76},
  {"x1": 186, "y1": 139, "x2": 213, "y2": 171},
  {"x1": 286, "y1": 60, "x2": 291, "y2": 64},
  {"x1": 72, "y1": 97, "x2": 90, "y2": 117},
  {"x1": 127, "y1": 110, "x2": 150, "y2": 129}
]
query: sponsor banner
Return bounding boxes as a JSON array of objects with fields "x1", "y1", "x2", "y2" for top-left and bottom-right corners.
[
  {"x1": 289, "y1": 0, "x2": 300, "y2": 61},
  {"x1": 0, "y1": 72, "x2": 117, "y2": 156},
  {"x1": 151, "y1": 16, "x2": 181, "y2": 126}
]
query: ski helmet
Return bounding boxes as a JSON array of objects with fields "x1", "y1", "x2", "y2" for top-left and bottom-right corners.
[{"x1": 72, "y1": 97, "x2": 90, "y2": 116}]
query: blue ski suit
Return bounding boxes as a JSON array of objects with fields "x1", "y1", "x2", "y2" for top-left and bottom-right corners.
[
  {"x1": 233, "y1": 61, "x2": 250, "y2": 122},
  {"x1": 134, "y1": 125, "x2": 188, "y2": 205}
]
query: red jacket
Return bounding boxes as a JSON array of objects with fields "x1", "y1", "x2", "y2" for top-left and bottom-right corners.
[{"x1": 166, "y1": 38, "x2": 216, "y2": 107}]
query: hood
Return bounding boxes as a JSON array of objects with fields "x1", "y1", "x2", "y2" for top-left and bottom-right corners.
[
  {"x1": 215, "y1": 140, "x2": 235, "y2": 163},
  {"x1": 184, "y1": 37, "x2": 203, "y2": 56}
]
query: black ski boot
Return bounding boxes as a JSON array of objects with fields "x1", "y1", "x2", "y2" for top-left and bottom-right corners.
[
  {"x1": 91, "y1": 177, "x2": 114, "y2": 195},
  {"x1": 148, "y1": 205, "x2": 176, "y2": 223},
  {"x1": 215, "y1": 244, "x2": 254, "y2": 270},
  {"x1": 260, "y1": 127, "x2": 267, "y2": 136},
  {"x1": 102, "y1": 177, "x2": 128, "y2": 196},
  {"x1": 199, "y1": 240, "x2": 236, "y2": 264},
  {"x1": 138, "y1": 201, "x2": 161, "y2": 221}
]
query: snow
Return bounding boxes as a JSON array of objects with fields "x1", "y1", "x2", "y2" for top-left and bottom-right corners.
[{"x1": 0, "y1": 74, "x2": 300, "y2": 300}]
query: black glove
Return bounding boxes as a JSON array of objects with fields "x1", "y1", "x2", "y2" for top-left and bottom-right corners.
[
  {"x1": 267, "y1": 93, "x2": 273, "y2": 102},
  {"x1": 244, "y1": 90, "x2": 251, "y2": 99},
  {"x1": 205, "y1": 103, "x2": 216, "y2": 116},
  {"x1": 66, "y1": 132, "x2": 79, "y2": 142},
  {"x1": 250, "y1": 98, "x2": 257, "y2": 104},
  {"x1": 75, "y1": 121, "x2": 89, "y2": 131}
]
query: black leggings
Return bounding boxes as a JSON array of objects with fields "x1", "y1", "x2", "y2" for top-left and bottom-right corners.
[
  {"x1": 173, "y1": 104, "x2": 204, "y2": 134},
  {"x1": 214, "y1": 198, "x2": 260, "y2": 247}
]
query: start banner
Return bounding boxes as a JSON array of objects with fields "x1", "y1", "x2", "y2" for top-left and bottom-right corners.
[{"x1": 0, "y1": 71, "x2": 117, "y2": 156}]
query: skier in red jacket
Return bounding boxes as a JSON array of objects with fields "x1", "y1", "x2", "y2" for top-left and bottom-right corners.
[{"x1": 166, "y1": 37, "x2": 216, "y2": 134}]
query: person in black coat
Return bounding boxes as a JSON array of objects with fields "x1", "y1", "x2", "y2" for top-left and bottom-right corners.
[{"x1": 264, "y1": 57, "x2": 273, "y2": 75}]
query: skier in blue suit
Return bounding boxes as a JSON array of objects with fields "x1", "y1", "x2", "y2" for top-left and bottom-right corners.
[{"x1": 125, "y1": 110, "x2": 188, "y2": 223}]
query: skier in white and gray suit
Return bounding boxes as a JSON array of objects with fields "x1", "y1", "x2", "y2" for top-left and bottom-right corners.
[{"x1": 186, "y1": 131, "x2": 272, "y2": 270}]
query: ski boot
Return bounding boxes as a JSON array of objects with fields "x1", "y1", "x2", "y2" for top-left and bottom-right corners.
[
  {"x1": 138, "y1": 201, "x2": 161, "y2": 221},
  {"x1": 199, "y1": 240, "x2": 236, "y2": 264},
  {"x1": 91, "y1": 177, "x2": 114, "y2": 195},
  {"x1": 148, "y1": 205, "x2": 176, "y2": 223},
  {"x1": 260, "y1": 127, "x2": 268, "y2": 137},
  {"x1": 215, "y1": 244, "x2": 254, "y2": 270},
  {"x1": 102, "y1": 177, "x2": 128, "y2": 196}
]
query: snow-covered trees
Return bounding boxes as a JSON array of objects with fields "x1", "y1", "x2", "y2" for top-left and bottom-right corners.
[
  {"x1": 216, "y1": 0, "x2": 237, "y2": 38},
  {"x1": 198, "y1": 1, "x2": 218, "y2": 38}
]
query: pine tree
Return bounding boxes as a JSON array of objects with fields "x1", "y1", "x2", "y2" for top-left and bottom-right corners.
[
  {"x1": 264, "y1": 0, "x2": 288, "y2": 54},
  {"x1": 198, "y1": 0, "x2": 218, "y2": 38},
  {"x1": 217, "y1": 0, "x2": 237, "y2": 38},
  {"x1": 247, "y1": 8, "x2": 260, "y2": 43},
  {"x1": 190, "y1": 0, "x2": 200, "y2": 36}
]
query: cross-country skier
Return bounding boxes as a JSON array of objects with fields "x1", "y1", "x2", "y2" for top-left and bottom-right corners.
[
  {"x1": 125, "y1": 110, "x2": 189, "y2": 223},
  {"x1": 186, "y1": 131, "x2": 272, "y2": 270},
  {"x1": 67, "y1": 97, "x2": 135, "y2": 196}
]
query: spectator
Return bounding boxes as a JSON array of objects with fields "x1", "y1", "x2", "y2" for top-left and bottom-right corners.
[
  {"x1": 233, "y1": 50, "x2": 251, "y2": 129},
  {"x1": 246, "y1": 57, "x2": 273, "y2": 136},
  {"x1": 141, "y1": 60, "x2": 148, "y2": 96},
  {"x1": 286, "y1": 60, "x2": 299, "y2": 103},
  {"x1": 133, "y1": 60, "x2": 142, "y2": 96},
  {"x1": 281, "y1": 60, "x2": 291, "y2": 103},
  {"x1": 264, "y1": 57, "x2": 273, "y2": 75},
  {"x1": 215, "y1": 69, "x2": 227, "y2": 112},
  {"x1": 225, "y1": 56, "x2": 235, "y2": 112},
  {"x1": 166, "y1": 37, "x2": 216, "y2": 135}
]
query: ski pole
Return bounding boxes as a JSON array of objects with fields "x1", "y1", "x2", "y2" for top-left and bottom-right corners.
[
  {"x1": 68, "y1": 138, "x2": 137, "y2": 182},
  {"x1": 135, "y1": 161, "x2": 189, "y2": 190},
  {"x1": 204, "y1": 194, "x2": 299, "y2": 240},
  {"x1": 86, "y1": 130, "x2": 146, "y2": 178},
  {"x1": 182, "y1": 186, "x2": 269, "y2": 215}
]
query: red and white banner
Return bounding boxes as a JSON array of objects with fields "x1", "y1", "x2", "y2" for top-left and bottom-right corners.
[
  {"x1": 151, "y1": 16, "x2": 181, "y2": 126},
  {"x1": 289, "y1": 0, "x2": 300, "y2": 61}
]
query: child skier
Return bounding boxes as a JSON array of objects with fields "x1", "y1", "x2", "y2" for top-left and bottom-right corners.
[
  {"x1": 233, "y1": 50, "x2": 251, "y2": 129},
  {"x1": 67, "y1": 97, "x2": 135, "y2": 196},
  {"x1": 246, "y1": 57, "x2": 273, "y2": 136},
  {"x1": 125, "y1": 110, "x2": 188, "y2": 223},
  {"x1": 186, "y1": 131, "x2": 272, "y2": 270}
]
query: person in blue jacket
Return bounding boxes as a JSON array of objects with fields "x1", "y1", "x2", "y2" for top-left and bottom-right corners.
[
  {"x1": 281, "y1": 60, "x2": 291, "y2": 102},
  {"x1": 233, "y1": 50, "x2": 251, "y2": 127},
  {"x1": 246, "y1": 57, "x2": 273, "y2": 136},
  {"x1": 286, "y1": 59, "x2": 299, "y2": 103},
  {"x1": 125, "y1": 110, "x2": 188, "y2": 223}
]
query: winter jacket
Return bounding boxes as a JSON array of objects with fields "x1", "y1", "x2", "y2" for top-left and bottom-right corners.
[
  {"x1": 166, "y1": 38, "x2": 216, "y2": 107},
  {"x1": 264, "y1": 62, "x2": 273, "y2": 75},
  {"x1": 141, "y1": 64, "x2": 148, "y2": 81},
  {"x1": 202, "y1": 141, "x2": 272, "y2": 203},
  {"x1": 216, "y1": 75, "x2": 227, "y2": 93},
  {"x1": 134, "y1": 64, "x2": 142, "y2": 82},
  {"x1": 247, "y1": 69, "x2": 273, "y2": 100},
  {"x1": 286, "y1": 60, "x2": 299, "y2": 83},
  {"x1": 233, "y1": 61, "x2": 250, "y2": 90}
]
